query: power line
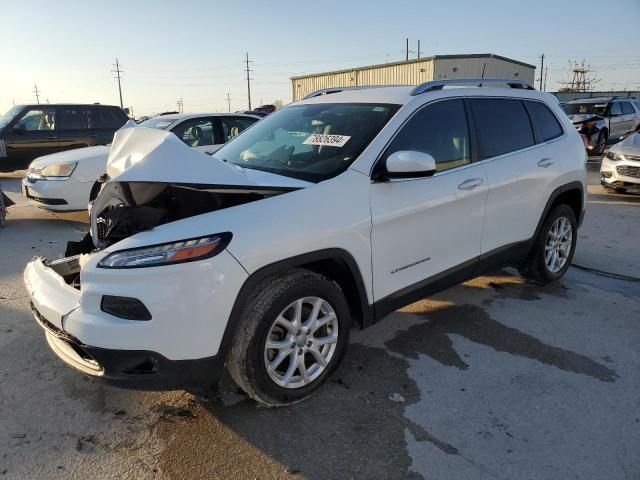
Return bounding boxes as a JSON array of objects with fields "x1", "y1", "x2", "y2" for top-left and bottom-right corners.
[
  {"x1": 33, "y1": 84, "x2": 40, "y2": 104},
  {"x1": 112, "y1": 58, "x2": 124, "y2": 109},
  {"x1": 245, "y1": 52, "x2": 253, "y2": 110}
]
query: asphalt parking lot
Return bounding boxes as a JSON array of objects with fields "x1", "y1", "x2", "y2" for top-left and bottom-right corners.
[{"x1": 1, "y1": 164, "x2": 639, "y2": 480}]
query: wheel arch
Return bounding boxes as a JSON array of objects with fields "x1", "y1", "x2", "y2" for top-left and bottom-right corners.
[
  {"x1": 533, "y1": 182, "x2": 584, "y2": 242},
  {"x1": 217, "y1": 249, "x2": 372, "y2": 361}
]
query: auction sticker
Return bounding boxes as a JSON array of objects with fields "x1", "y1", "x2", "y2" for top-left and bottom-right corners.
[{"x1": 303, "y1": 134, "x2": 351, "y2": 147}]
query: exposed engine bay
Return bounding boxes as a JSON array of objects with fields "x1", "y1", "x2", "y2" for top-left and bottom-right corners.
[{"x1": 63, "y1": 181, "x2": 291, "y2": 258}]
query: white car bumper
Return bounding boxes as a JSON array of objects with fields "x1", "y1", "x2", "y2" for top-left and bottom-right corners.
[
  {"x1": 21, "y1": 176, "x2": 93, "y2": 211},
  {"x1": 23, "y1": 250, "x2": 248, "y2": 387},
  {"x1": 600, "y1": 156, "x2": 640, "y2": 188}
]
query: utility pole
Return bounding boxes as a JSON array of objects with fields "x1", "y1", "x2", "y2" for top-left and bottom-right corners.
[
  {"x1": 538, "y1": 53, "x2": 545, "y2": 90},
  {"x1": 33, "y1": 84, "x2": 40, "y2": 104},
  {"x1": 176, "y1": 97, "x2": 183, "y2": 114},
  {"x1": 226, "y1": 93, "x2": 232, "y2": 112},
  {"x1": 245, "y1": 52, "x2": 253, "y2": 110},
  {"x1": 112, "y1": 58, "x2": 124, "y2": 109},
  {"x1": 405, "y1": 38, "x2": 409, "y2": 61},
  {"x1": 417, "y1": 40, "x2": 421, "y2": 59},
  {"x1": 543, "y1": 67, "x2": 548, "y2": 92}
]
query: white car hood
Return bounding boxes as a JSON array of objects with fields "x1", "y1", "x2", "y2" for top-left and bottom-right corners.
[
  {"x1": 106, "y1": 127, "x2": 310, "y2": 189},
  {"x1": 610, "y1": 132, "x2": 640, "y2": 156},
  {"x1": 29, "y1": 145, "x2": 111, "y2": 169}
]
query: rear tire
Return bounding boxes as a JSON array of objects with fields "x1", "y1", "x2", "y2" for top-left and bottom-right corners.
[
  {"x1": 227, "y1": 269, "x2": 351, "y2": 407},
  {"x1": 519, "y1": 205, "x2": 577, "y2": 284}
]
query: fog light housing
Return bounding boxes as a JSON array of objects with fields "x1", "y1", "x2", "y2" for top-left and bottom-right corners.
[
  {"x1": 101, "y1": 296, "x2": 152, "y2": 321},
  {"x1": 601, "y1": 171, "x2": 613, "y2": 179}
]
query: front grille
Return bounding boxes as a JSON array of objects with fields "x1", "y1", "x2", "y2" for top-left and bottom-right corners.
[
  {"x1": 617, "y1": 165, "x2": 640, "y2": 179},
  {"x1": 624, "y1": 154, "x2": 640, "y2": 162}
]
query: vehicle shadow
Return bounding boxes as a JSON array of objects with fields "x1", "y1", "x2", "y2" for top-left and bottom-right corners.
[{"x1": 158, "y1": 272, "x2": 617, "y2": 480}]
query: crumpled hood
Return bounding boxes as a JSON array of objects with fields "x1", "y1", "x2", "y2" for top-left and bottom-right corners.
[
  {"x1": 106, "y1": 127, "x2": 256, "y2": 186},
  {"x1": 568, "y1": 113, "x2": 602, "y2": 124},
  {"x1": 29, "y1": 145, "x2": 111, "y2": 169}
]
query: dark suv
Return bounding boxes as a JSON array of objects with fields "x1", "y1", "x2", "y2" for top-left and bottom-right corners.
[
  {"x1": 0, "y1": 104, "x2": 129, "y2": 171},
  {"x1": 564, "y1": 97, "x2": 640, "y2": 155}
]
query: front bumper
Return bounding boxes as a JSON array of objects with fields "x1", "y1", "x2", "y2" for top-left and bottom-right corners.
[
  {"x1": 600, "y1": 157, "x2": 640, "y2": 188},
  {"x1": 21, "y1": 176, "x2": 90, "y2": 211},
  {"x1": 34, "y1": 304, "x2": 223, "y2": 390},
  {"x1": 24, "y1": 249, "x2": 248, "y2": 389}
]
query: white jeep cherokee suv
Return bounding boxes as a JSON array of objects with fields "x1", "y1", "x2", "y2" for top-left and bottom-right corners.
[{"x1": 24, "y1": 79, "x2": 586, "y2": 406}]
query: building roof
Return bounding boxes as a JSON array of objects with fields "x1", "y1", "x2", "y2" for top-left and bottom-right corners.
[{"x1": 290, "y1": 54, "x2": 536, "y2": 80}]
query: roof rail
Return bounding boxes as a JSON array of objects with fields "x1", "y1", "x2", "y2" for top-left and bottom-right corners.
[
  {"x1": 411, "y1": 78, "x2": 535, "y2": 96},
  {"x1": 303, "y1": 85, "x2": 402, "y2": 100}
]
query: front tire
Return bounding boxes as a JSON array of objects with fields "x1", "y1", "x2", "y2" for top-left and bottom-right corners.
[
  {"x1": 519, "y1": 205, "x2": 577, "y2": 284},
  {"x1": 592, "y1": 131, "x2": 607, "y2": 156},
  {"x1": 227, "y1": 269, "x2": 351, "y2": 406}
]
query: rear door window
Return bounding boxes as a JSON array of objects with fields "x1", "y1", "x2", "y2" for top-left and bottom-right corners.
[
  {"x1": 92, "y1": 107, "x2": 127, "y2": 129},
  {"x1": 219, "y1": 116, "x2": 258, "y2": 142},
  {"x1": 621, "y1": 102, "x2": 634, "y2": 115},
  {"x1": 524, "y1": 101, "x2": 564, "y2": 142},
  {"x1": 56, "y1": 107, "x2": 91, "y2": 130},
  {"x1": 172, "y1": 118, "x2": 215, "y2": 147},
  {"x1": 470, "y1": 98, "x2": 535, "y2": 159},
  {"x1": 609, "y1": 102, "x2": 622, "y2": 116}
]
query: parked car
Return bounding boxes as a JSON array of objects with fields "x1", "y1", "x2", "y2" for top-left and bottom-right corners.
[
  {"x1": 24, "y1": 79, "x2": 586, "y2": 406},
  {"x1": 0, "y1": 104, "x2": 129, "y2": 172},
  {"x1": 21, "y1": 113, "x2": 259, "y2": 210},
  {"x1": 600, "y1": 131, "x2": 640, "y2": 193},
  {"x1": 564, "y1": 97, "x2": 640, "y2": 155}
]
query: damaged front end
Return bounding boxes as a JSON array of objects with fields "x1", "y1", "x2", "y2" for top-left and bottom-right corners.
[{"x1": 56, "y1": 126, "x2": 304, "y2": 254}]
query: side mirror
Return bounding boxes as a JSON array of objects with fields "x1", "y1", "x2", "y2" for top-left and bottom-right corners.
[
  {"x1": 13, "y1": 123, "x2": 26, "y2": 134},
  {"x1": 379, "y1": 150, "x2": 437, "y2": 180}
]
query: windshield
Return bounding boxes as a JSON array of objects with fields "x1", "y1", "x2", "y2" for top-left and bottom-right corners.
[
  {"x1": 137, "y1": 117, "x2": 176, "y2": 130},
  {"x1": 0, "y1": 105, "x2": 23, "y2": 130},
  {"x1": 214, "y1": 103, "x2": 399, "y2": 182},
  {"x1": 564, "y1": 103, "x2": 607, "y2": 116}
]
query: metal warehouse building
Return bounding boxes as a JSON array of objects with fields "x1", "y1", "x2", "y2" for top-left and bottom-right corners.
[{"x1": 290, "y1": 53, "x2": 536, "y2": 101}]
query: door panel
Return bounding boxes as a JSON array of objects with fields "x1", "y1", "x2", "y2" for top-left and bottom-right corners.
[
  {"x1": 370, "y1": 98, "x2": 486, "y2": 302},
  {"x1": 370, "y1": 166, "x2": 487, "y2": 300}
]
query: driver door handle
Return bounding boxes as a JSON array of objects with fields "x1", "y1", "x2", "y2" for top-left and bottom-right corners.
[
  {"x1": 458, "y1": 178, "x2": 483, "y2": 191},
  {"x1": 537, "y1": 158, "x2": 554, "y2": 168},
  {"x1": 46, "y1": 135, "x2": 58, "y2": 140}
]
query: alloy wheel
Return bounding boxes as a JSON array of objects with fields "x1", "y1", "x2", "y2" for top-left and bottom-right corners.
[
  {"x1": 544, "y1": 216, "x2": 573, "y2": 273},
  {"x1": 263, "y1": 297, "x2": 339, "y2": 389}
]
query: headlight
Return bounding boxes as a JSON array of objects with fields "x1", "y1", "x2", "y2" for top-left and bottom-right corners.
[
  {"x1": 40, "y1": 162, "x2": 78, "y2": 177},
  {"x1": 605, "y1": 151, "x2": 625, "y2": 161},
  {"x1": 97, "y1": 233, "x2": 232, "y2": 269}
]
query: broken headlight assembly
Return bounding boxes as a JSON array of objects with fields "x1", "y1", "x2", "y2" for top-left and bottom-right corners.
[
  {"x1": 605, "y1": 151, "x2": 625, "y2": 162},
  {"x1": 97, "y1": 233, "x2": 232, "y2": 269}
]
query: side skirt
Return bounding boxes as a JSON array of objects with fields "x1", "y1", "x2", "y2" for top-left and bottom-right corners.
[{"x1": 371, "y1": 241, "x2": 531, "y2": 322}]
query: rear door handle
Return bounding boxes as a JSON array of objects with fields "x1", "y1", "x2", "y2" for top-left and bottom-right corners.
[
  {"x1": 458, "y1": 178, "x2": 483, "y2": 191},
  {"x1": 89, "y1": 133, "x2": 98, "y2": 138},
  {"x1": 46, "y1": 135, "x2": 58, "y2": 140},
  {"x1": 537, "y1": 158, "x2": 554, "y2": 168}
]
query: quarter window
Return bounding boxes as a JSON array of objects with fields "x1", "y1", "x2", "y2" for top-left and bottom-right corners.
[
  {"x1": 524, "y1": 101, "x2": 564, "y2": 142},
  {"x1": 470, "y1": 98, "x2": 534, "y2": 159},
  {"x1": 385, "y1": 99, "x2": 471, "y2": 172}
]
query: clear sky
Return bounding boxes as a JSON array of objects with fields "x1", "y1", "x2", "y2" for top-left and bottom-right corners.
[{"x1": 1, "y1": 0, "x2": 638, "y2": 117}]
